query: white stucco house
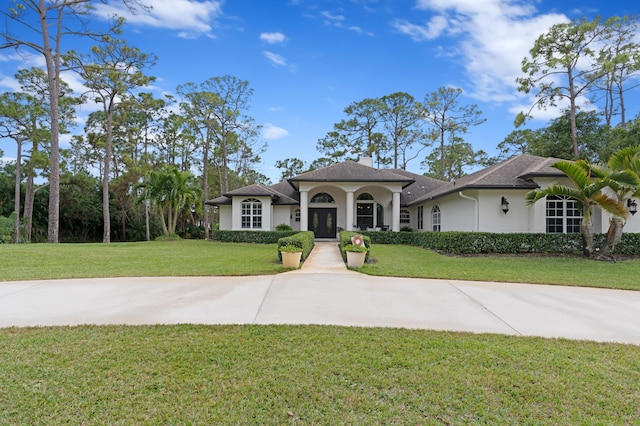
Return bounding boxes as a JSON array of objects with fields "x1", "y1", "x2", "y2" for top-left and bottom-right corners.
[{"x1": 206, "y1": 155, "x2": 640, "y2": 238}]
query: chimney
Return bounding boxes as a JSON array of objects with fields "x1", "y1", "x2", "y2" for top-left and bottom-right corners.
[{"x1": 358, "y1": 156, "x2": 373, "y2": 167}]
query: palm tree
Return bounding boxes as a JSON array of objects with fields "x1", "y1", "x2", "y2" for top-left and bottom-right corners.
[
  {"x1": 526, "y1": 160, "x2": 627, "y2": 256},
  {"x1": 138, "y1": 166, "x2": 202, "y2": 237},
  {"x1": 591, "y1": 146, "x2": 640, "y2": 256}
]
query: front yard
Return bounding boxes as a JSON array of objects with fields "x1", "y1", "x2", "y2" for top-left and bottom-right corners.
[
  {"x1": 1, "y1": 240, "x2": 639, "y2": 291},
  {"x1": 1, "y1": 325, "x2": 639, "y2": 424}
]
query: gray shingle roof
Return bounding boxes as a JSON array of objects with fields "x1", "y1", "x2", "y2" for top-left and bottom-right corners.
[
  {"x1": 408, "y1": 154, "x2": 566, "y2": 205},
  {"x1": 205, "y1": 183, "x2": 298, "y2": 206},
  {"x1": 287, "y1": 160, "x2": 415, "y2": 189},
  {"x1": 388, "y1": 169, "x2": 448, "y2": 206}
]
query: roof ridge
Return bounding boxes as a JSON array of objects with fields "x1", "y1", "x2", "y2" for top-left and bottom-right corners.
[{"x1": 460, "y1": 154, "x2": 521, "y2": 186}]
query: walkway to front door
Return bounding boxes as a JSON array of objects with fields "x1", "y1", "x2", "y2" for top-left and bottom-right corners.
[{"x1": 309, "y1": 208, "x2": 337, "y2": 239}]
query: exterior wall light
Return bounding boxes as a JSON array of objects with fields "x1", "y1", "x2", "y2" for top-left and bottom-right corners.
[
  {"x1": 501, "y1": 197, "x2": 509, "y2": 214},
  {"x1": 628, "y1": 199, "x2": 638, "y2": 216}
]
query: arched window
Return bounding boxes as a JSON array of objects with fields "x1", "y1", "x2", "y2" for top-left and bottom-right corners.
[
  {"x1": 241, "y1": 198, "x2": 262, "y2": 229},
  {"x1": 357, "y1": 193, "x2": 374, "y2": 200},
  {"x1": 310, "y1": 192, "x2": 335, "y2": 203},
  {"x1": 432, "y1": 205, "x2": 441, "y2": 232}
]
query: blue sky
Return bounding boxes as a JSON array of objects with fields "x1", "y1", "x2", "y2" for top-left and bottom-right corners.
[{"x1": 1, "y1": 0, "x2": 637, "y2": 183}]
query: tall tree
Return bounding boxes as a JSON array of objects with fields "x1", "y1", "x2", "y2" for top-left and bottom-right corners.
[
  {"x1": 317, "y1": 97, "x2": 389, "y2": 167},
  {"x1": 516, "y1": 17, "x2": 607, "y2": 157},
  {"x1": 178, "y1": 76, "x2": 260, "y2": 239},
  {"x1": 421, "y1": 87, "x2": 485, "y2": 180},
  {"x1": 421, "y1": 139, "x2": 489, "y2": 181},
  {"x1": 65, "y1": 30, "x2": 156, "y2": 243},
  {"x1": 274, "y1": 157, "x2": 307, "y2": 181},
  {"x1": 0, "y1": 0, "x2": 144, "y2": 242},
  {"x1": 378, "y1": 92, "x2": 426, "y2": 169},
  {"x1": 594, "y1": 16, "x2": 640, "y2": 127}
]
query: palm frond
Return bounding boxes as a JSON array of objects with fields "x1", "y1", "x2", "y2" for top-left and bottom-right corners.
[{"x1": 551, "y1": 160, "x2": 590, "y2": 189}]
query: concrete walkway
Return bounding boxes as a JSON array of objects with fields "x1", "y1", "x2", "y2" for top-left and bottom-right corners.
[{"x1": 1, "y1": 242, "x2": 640, "y2": 346}]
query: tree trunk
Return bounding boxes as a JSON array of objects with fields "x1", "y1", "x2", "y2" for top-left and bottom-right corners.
[
  {"x1": 40, "y1": 0, "x2": 61, "y2": 243},
  {"x1": 24, "y1": 170, "x2": 35, "y2": 243},
  {"x1": 580, "y1": 216, "x2": 595, "y2": 257},
  {"x1": 13, "y1": 139, "x2": 23, "y2": 244},
  {"x1": 102, "y1": 103, "x2": 113, "y2": 243},
  {"x1": 203, "y1": 134, "x2": 210, "y2": 240},
  {"x1": 601, "y1": 216, "x2": 625, "y2": 258}
]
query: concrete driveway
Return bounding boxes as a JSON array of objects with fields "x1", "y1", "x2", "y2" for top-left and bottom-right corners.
[{"x1": 1, "y1": 242, "x2": 639, "y2": 345}]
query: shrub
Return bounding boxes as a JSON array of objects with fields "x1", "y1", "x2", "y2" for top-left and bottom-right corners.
[
  {"x1": 277, "y1": 231, "x2": 315, "y2": 261},
  {"x1": 212, "y1": 230, "x2": 297, "y2": 244},
  {"x1": 339, "y1": 231, "x2": 371, "y2": 261},
  {"x1": 275, "y1": 223, "x2": 293, "y2": 231},
  {"x1": 0, "y1": 215, "x2": 15, "y2": 244},
  {"x1": 354, "y1": 230, "x2": 640, "y2": 256}
]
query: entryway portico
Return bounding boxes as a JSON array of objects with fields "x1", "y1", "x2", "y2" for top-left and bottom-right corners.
[{"x1": 292, "y1": 176, "x2": 411, "y2": 235}]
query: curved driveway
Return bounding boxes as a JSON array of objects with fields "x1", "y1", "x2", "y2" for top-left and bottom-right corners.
[{"x1": 1, "y1": 243, "x2": 639, "y2": 346}]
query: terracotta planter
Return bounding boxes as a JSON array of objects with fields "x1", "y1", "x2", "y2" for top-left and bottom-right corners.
[
  {"x1": 281, "y1": 251, "x2": 302, "y2": 269},
  {"x1": 346, "y1": 251, "x2": 366, "y2": 268}
]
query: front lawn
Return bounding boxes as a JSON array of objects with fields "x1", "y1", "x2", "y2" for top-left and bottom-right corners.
[
  {"x1": 1, "y1": 325, "x2": 639, "y2": 424},
  {"x1": 0, "y1": 240, "x2": 284, "y2": 280},
  {"x1": 361, "y1": 244, "x2": 640, "y2": 290}
]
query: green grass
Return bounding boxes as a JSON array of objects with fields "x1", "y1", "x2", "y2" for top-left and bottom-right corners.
[
  {"x1": 361, "y1": 244, "x2": 640, "y2": 290},
  {"x1": 1, "y1": 325, "x2": 639, "y2": 424},
  {"x1": 0, "y1": 240, "x2": 285, "y2": 280}
]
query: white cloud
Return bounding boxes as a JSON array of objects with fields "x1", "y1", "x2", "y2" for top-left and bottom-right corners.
[
  {"x1": 260, "y1": 32, "x2": 287, "y2": 44},
  {"x1": 94, "y1": 0, "x2": 222, "y2": 37},
  {"x1": 403, "y1": 0, "x2": 568, "y2": 105},
  {"x1": 392, "y1": 15, "x2": 448, "y2": 41},
  {"x1": 263, "y1": 123, "x2": 288, "y2": 140},
  {"x1": 263, "y1": 51, "x2": 287, "y2": 67}
]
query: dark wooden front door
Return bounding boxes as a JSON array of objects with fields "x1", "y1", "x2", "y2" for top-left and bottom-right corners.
[{"x1": 309, "y1": 208, "x2": 337, "y2": 238}]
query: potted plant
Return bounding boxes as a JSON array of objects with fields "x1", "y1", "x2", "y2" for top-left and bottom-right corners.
[
  {"x1": 344, "y1": 244, "x2": 368, "y2": 268},
  {"x1": 280, "y1": 244, "x2": 303, "y2": 269}
]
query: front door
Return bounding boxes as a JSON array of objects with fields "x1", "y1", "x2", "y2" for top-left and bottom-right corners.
[{"x1": 309, "y1": 208, "x2": 337, "y2": 238}]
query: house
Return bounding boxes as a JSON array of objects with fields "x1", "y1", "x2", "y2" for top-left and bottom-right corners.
[{"x1": 206, "y1": 155, "x2": 640, "y2": 237}]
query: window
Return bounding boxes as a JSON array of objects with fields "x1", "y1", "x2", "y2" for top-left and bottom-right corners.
[
  {"x1": 432, "y1": 205, "x2": 441, "y2": 232},
  {"x1": 356, "y1": 202, "x2": 374, "y2": 229},
  {"x1": 546, "y1": 195, "x2": 581, "y2": 233},
  {"x1": 241, "y1": 198, "x2": 262, "y2": 229},
  {"x1": 400, "y1": 209, "x2": 410, "y2": 224},
  {"x1": 310, "y1": 192, "x2": 335, "y2": 203},
  {"x1": 357, "y1": 193, "x2": 374, "y2": 200},
  {"x1": 417, "y1": 206, "x2": 424, "y2": 230},
  {"x1": 294, "y1": 209, "x2": 300, "y2": 222}
]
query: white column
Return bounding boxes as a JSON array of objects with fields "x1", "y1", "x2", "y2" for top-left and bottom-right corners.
[
  {"x1": 346, "y1": 191, "x2": 354, "y2": 231},
  {"x1": 392, "y1": 191, "x2": 401, "y2": 232},
  {"x1": 300, "y1": 190, "x2": 309, "y2": 231}
]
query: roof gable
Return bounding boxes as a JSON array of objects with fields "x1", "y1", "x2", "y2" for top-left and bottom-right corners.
[
  {"x1": 288, "y1": 161, "x2": 415, "y2": 188},
  {"x1": 409, "y1": 154, "x2": 567, "y2": 205}
]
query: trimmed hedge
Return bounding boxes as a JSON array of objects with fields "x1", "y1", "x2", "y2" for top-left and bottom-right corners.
[
  {"x1": 211, "y1": 230, "x2": 298, "y2": 244},
  {"x1": 357, "y1": 230, "x2": 640, "y2": 256},
  {"x1": 339, "y1": 231, "x2": 372, "y2": 262},
  {"x1": 277, "y1": 231, "x2": 315, "y2": 261}
]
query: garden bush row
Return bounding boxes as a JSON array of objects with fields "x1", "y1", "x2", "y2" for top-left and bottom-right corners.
[
  {"x1": 277, "y1": 231, "x2": 315, "y2": 261},
  {"x1": 211, "y1": 230, "x2": 298, "y2": 244},
  {"x1": 359, "y1": 230, "x2": 640, "y2": 255},
  {"x1": 339, "y1": 231, "x2": 372, "y2": 262}
]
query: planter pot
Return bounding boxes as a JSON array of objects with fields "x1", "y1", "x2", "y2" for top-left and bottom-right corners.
[
  {"x1": 346, "y1": 251, "x2": 366, "y2": 268},
  {"x1": 282, "y1": 251, "x2": 302, "y2": 269}
]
